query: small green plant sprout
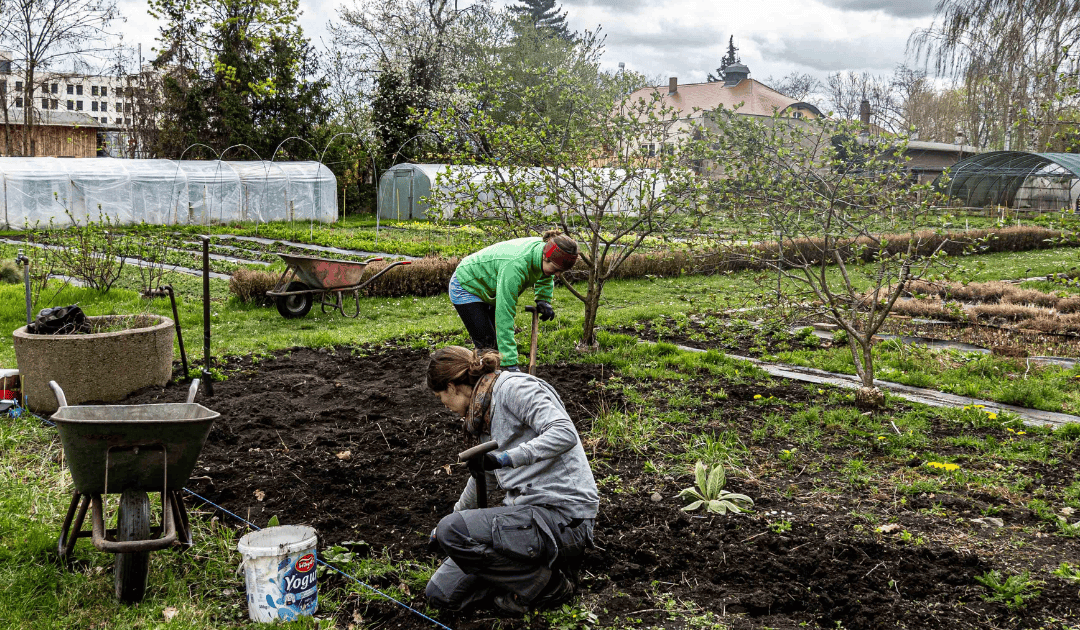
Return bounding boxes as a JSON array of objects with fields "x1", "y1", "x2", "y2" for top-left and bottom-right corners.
[
  {"x1": 543, "y1": 603, "x2": 598, "y2": 630},
  {"x1": 678, "y1": 461, "x2": 754, "y2": 514},
  {"x1": 973, "y1": 570, "x2": 1042, "y2": 610},
  {"x1": 779, "y1": 448, "x2": 797, "y2": 463},
  {"x1": 1052, "y1": 562, "x2": 1080, "y2": 582},
  {"x1": 769, "y1": 520, "x2": 793, "y2": 533}
]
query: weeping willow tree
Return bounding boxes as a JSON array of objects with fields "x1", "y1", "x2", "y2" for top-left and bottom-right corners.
[{"x1": 909, "y1": 0, "x2": 1080, "y2": 151}]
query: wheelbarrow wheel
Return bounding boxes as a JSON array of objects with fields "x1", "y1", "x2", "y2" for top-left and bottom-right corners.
[
  {"x1": 114, "y1": 489, "x2": 151, "y2": 604},
  {"x1": 276, "y1": 281, "x2": 313, "y2": 319}
]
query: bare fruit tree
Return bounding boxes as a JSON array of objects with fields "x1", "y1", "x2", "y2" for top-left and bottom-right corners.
[
  {"x1": 0, "y1": 0, "x2": 121, "y2": 155},
  {"x1": 425, "y1": 68, "x2": 712, "y2": 350},
  {"x1": 711, "y1": 111, "x2": 976, "y2": 408}
]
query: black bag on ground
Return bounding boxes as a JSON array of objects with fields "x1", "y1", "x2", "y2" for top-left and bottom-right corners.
[{"x1": 29, "y1": 305, "x2": 90, "y2": 335}]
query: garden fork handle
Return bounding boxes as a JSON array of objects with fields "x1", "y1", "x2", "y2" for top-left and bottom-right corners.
[
  {"x1": 459, "y1": 440, "x2": 499, "y2": 509},
  {"x1": 523, "y1": 306, "x2": 539, "y2": 376}
]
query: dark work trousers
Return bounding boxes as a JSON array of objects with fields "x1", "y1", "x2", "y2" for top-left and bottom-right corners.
[
  {"x1": 453, "y1": 302, "x2": 498, "y2": 353},
  {"x1": 425, "y1": 505, "x2": 594, "y2": 611}
]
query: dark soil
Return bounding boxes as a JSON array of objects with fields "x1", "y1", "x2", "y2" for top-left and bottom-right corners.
[{"x1": 122, "y1": 343, "x2": 1080, "y2": 630}]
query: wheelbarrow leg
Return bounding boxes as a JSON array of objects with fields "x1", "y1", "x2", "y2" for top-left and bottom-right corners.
[
  {"x1": 169, "y1": 490, "x2": 193, "y2": 550},
  {"x1": 58, "y1": 492, "x2": 90, "y2": 560}
]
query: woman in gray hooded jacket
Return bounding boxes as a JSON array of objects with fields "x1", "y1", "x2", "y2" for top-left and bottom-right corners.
[{"x1": 424, "y1": 346, "x2": 599, "y2": 614}]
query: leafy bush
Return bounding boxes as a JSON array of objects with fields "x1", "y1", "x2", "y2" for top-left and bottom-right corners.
[
  {"x1": 0, "y1": 260, "x2": 20, "y2": 284},
  {"x1": 678, "y1": 461, "x2": 753, "y2": 514},
  {"x1": 229, "y1": 269, "x2": 279, "y2": 305},
  {"x1": 27, "y1": 212, "x2": 131, "y2": 293}
]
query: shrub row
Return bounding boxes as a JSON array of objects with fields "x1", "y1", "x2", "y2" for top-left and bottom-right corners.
[{"x1": 229, "y1": 225, "x2": 1080, "y2": 302}]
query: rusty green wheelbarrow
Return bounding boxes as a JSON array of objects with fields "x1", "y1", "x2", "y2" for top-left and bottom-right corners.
[
  {"x1": 51, "y1": 379, "x2": 218, "y2": 604},
  {"x1": 266, "y1": 253, "x2": 412, "y2": 319}
]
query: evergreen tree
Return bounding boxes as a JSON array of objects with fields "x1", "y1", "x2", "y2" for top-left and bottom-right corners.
[
  {"x1": 508, "y1": 0, "x2": 571, "y2": 39},
  {"x1": 707, "y1": 35, "x2": 739, "y2": 82}
]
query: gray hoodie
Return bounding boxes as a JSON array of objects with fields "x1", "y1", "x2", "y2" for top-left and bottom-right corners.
[{"x1": 454, "y1": 372, "x2": 599, "y2": 519}]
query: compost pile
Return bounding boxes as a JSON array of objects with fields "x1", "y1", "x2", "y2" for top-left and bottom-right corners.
[{"x1": 123, "y1": 344, "x2": 1079, "y2": 630}]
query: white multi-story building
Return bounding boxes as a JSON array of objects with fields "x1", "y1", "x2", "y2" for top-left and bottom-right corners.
[{"x1": 1, "y1": 50, "x2": 144, "y2": 157}]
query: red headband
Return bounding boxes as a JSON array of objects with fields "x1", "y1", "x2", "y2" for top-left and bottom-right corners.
[{"x1": 543, "y1": 240, "x2": 578, "y2": 271}]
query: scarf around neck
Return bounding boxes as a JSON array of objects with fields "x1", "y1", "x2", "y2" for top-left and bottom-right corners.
[{"x1": 464, "y1": 371, "x2": 500, "y2": 440}]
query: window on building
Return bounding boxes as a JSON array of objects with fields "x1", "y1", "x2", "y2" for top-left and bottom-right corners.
[
  {"x1": 92, "y1": 86, "x2": 99, "y2": 96},
  {"x1": 92, "y1": 101, "x2": 98, "y2": 111},
  {"x1": 75, "y1": 100, "x2": 82, "y2": 110},
  {"x1": 101, "y1": 86, "x2": 107, "y2": 97},
  {"x1": 791, "y1": 111, "x2": 803, "y2": 119},
  {"x1": 124, "y1": 103, "x2": 131, "y2": 113},
  {"x1": 51, "y1": 99, "x2": 58, "y2": 109},
  {"x1": 51, "y1": 83, "x2": 58, "y2": 94},
  {"x1": 14, "y1": 97, "x2": 22, "y2": 108},
  {"x1": 115, "y1": 102, "x2": 122, "y2": 112},
  {"x1": 67, "y1": 100, "x2": 74, "y2": 110},
  {"x1": 41, "y1": 97, "x2": 49, "y2": 108},
  {"x1": 67, "y1": 84, "x2": 74, "y2": 94},
  {"x1": 116, "y1": 117, "x2": 122, "y2": 124},
  {"x1": 101, "y1": 102, "x2": 107, "y2": 111},
  {"x1": 101, "y1": 117, "x2": 108, "y2": 124},
  {"x1": 645, "y1": 143, "x2": 656, "y2": 157},
  {"x1": 125, "y1": 118, "x2": 131, "y2": 125},
  {"x1": 15, "y1": 80, "x2": 22, "y2": 90},
  {"x1": 75, "y1": 85, "x2": 82, "y2": 95}
]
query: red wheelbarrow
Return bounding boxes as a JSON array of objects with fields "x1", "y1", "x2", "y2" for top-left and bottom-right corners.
[{"x1": 266, "y1": 253, "x2": 411, "y2": 319}]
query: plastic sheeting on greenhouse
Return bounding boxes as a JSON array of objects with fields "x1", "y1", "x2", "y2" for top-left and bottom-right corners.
[
  {"x1": 0, "y1": 158, "x2": 338, "y2": 229},
  {"x1": 377, "y1": 163, "x2": 669, "y2": 221}
]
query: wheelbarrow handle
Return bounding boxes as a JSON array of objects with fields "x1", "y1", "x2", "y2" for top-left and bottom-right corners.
[
  {"x1": 49, "y1": 381, "x2": 68, "y2": 409},
  {"x1": 186, "y1": 379, "x2": 201, "y2": 404}
]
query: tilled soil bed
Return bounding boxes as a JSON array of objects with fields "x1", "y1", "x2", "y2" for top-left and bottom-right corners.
[{"x1": 123, "y1": 343, "x2": 1080, "y2": 630}]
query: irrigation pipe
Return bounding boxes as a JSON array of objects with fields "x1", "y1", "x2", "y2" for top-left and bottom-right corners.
[{"x1": 21, "y1": 408, "x2": 453, "y2": 630}]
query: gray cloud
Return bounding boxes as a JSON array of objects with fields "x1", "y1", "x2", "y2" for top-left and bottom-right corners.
[
  {"x1": 815, "y1": 0, "x2": 937, "y2": 18},
  {"x1": 751, "y1": 33, "x2": 909, "y2": 74},
  {"x1": 564, "y1": 0, "x2": 652, "y2": 10}
]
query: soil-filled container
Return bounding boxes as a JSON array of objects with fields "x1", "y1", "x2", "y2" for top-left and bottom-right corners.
[{"x1": 13, "y1": 314, "x2": 174, "y2": 414}]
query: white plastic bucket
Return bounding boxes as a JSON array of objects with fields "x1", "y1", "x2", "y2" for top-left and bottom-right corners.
[{"x1": 237, "y1": 525, "x2": 319, "y2": 622}]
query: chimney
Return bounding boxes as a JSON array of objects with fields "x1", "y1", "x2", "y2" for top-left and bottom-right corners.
[
  {"x1": 668, "y1": 77, "x2": 678, "y2": 95},
  {"x1": 859, "y1": 99, "x2": 871, "y2": 133}
]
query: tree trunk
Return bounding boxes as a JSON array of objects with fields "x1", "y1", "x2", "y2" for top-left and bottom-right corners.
[
  {"x1": 854, "y1": 335, "x2": 883, "y2": 409},
  {"x1": 580, "y1": 277, "x2": 602, "y2": 349},
  {"x1": 1, "y1": 82, "x2": 10, "y2": 156},
  {"x1": 23, "y1": 65, "x2": 35, "y2": 157}
]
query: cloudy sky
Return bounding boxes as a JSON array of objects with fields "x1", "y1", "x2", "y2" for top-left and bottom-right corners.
[{"x1": 113, "y1": 0, "x2": 942, "y2": 86}]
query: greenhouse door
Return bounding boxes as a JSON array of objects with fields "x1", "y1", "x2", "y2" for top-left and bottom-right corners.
[{"x1": 393, "y1": 170, "x2": 412, "y2": 220}]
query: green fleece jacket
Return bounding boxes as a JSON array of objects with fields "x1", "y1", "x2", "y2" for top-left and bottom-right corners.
[{"x1": 454, "y1": 237, "x2": 554, "y2": 367}]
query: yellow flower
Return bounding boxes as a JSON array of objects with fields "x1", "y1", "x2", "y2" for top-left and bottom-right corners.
[
  {"x1": 987, "y1": 413, "x2": 997, "y2": 420},
  {"x1": 974, "y1": 405, "x2": 985, "y2": 409},
  {"x1": 754, "y1": 394, "x2": 762, "y2": 399},
  {"x1": 877, "y1": 436, "x2": 886, "y2": 440},
  {"x1": 943, "y1": 463, "x2": 960, "y2": 472},
  {"x1": 1006, "y1": 427, "x2": 1015, "y2": 433},
  {"x1": 818, "y1": 389, "x2": 825, "y2": 394},
  {"x1": 1016, "y1": 431, "x2": 1026, "y2": 435}
]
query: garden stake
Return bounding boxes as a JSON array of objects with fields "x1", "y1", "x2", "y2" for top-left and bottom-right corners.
[
  {"x1": 151, "y1": 285, "x2": 188, "y2": 379},
  {"x1": 17, "y1": 249, "x2": 31, "y2": 327},
  {"x1": 523, "y1": 305, "x2": 539, "y2": 375},
  {"x1": 201, "y1": 237, "x2": 213, "y2": 397},
  {"x1": 458, "y1": 440, "x2": 499, "y2": 509}
]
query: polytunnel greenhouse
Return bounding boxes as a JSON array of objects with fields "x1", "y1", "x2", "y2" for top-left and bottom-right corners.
[
  {"x1": 936, "y1": 151, "x2": 1080, "y2": 212},
  {"x1": 377, "y1": 163, "x2": 667, "y2": 220},
  {"x1": 0, "y1": 158, "x2": 337, "y2": 229}
]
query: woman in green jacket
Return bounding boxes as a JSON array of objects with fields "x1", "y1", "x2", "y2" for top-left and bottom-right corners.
[{"x1": 450, "y1": 231, "x2": 578, "y2": 370}]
